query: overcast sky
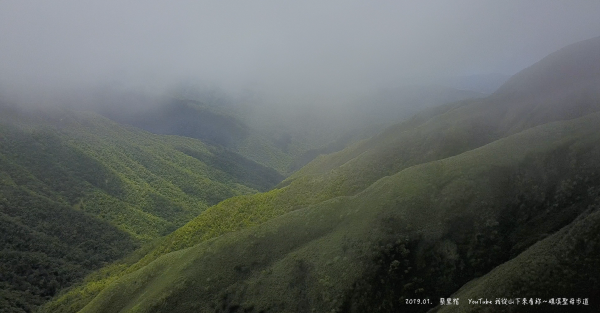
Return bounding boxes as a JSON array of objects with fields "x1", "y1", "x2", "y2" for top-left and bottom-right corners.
[{"x1": 1, "y1": 1, "x2": 600, "y2": 101}]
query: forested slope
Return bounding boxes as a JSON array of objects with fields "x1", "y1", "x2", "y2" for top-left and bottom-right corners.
[{"x1": 0, "y1": 105, "x2": 282, "y2": 312}]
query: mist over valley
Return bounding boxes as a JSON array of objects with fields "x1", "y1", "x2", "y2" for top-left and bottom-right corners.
[{"x1": 2, "y1": 2, "x2": 600, "y2": 312}]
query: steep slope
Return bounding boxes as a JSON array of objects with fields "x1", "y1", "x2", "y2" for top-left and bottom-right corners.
[
  {"x1": 53, "y1": 36, "x2": 600, "y2": 312},
  {"x1": 77, "y1": 111, "x2": 600, "y2": 313},
  {"x1": 435, "y1": 203, "x2": 600, "y2": 313},
  {"x1": 284, "y1": 35, "x2": 600, "y2": 196},
  {"x1": 0, "y1": 105, "x2": 283, "y2": 312},
  {"x1": 494, "y1": 35, "x2": 600, "y2": 102}
]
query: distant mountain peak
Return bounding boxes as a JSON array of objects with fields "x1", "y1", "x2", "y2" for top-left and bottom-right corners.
[{"x1": 494, "y1": 35, "x2": 600, "y2": 100}]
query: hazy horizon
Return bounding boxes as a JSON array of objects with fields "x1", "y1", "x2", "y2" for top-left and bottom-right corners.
[{"x1": 2, "y1": 1, "x2": 600, "y2": 106}]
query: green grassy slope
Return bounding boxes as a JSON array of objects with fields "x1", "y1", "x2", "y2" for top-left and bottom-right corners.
[
  {"x1": 286, "y1": 81, "x2": 600, "y2": 201},
  {"x1": 76, "y1": 111, "x2": 600, "y2": 312},
  {"x1": 287, "y1": 36, "x2": 600, "y2": 190},
  {"x1": 45, "y1": 36, "x2": 600, "y2": 313},
  {"x1": 0, "y1": 105, "x2": 283, "y2": 312}
]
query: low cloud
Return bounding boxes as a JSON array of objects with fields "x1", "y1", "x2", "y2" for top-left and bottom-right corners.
[{"x1": 1, "y1": 1, "x2": 600, "y2": 106}]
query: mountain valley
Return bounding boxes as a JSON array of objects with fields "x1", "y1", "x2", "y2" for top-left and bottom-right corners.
[{"x1": 22, "y1": 36, "x2": 600, "y2": 313}]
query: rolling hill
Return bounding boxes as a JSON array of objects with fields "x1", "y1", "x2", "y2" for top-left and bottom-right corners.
[
  {"x1": 0, "y1": 105, "x2": 282, "y2": 312},
  {"x1": 47, "y1": 36, "x2": 600, "y2": 312}
]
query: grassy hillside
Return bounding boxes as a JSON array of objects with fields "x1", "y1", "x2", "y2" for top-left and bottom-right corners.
[
  {"x1": 75, "y1": 111, "x2": 600, "y2": 313},
  {"x1": 47, "y1": 36, "x2": 600, "y2": 312},
  {"x1": 0, "y1": 105, "x2": 282, "y2": 312}
]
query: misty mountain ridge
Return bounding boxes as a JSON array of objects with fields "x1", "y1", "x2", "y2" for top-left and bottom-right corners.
[
  {"x1": 494, "y1": 35, "x2": 600, "y2": 101},
  {"x1": 436, "y1": 73, "x2": 510, "y2": 94},
  {"x1": 66, "y1": 81, "x2": 483, "y2": 176},
  {"x1": 31, "y1": 36, "x2": 600, "y2": 313}
]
